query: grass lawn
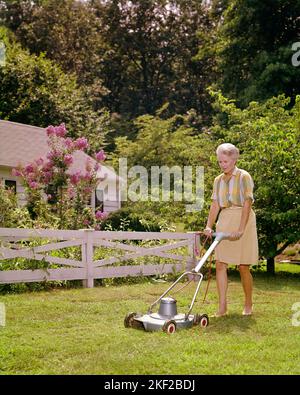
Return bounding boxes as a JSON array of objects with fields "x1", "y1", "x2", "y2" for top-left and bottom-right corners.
[{"x1": 0, "y1": 268, "x2": 300, "y2": 375}]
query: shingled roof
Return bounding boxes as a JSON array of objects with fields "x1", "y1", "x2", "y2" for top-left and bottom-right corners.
[{"x1": 0, "y1": 120, "x2": 118, "y2": 181}]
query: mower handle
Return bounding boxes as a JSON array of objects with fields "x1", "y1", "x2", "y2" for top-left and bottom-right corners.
[
  {"x1": 212, "y1": 232, "x2": 232, "y2": 241},
  {"x1": 198, "y1": 231, "x2": 232, "y2": 241},
  {"x1": 193, "y1": 232, "x2": 231, "y2": 273}
]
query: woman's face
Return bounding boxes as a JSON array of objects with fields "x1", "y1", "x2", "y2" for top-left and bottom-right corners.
[{"x1": 217, "y1": 153, "x2": 236, "y2": 174}]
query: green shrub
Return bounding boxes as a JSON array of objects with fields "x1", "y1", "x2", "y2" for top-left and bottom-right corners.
[
  {"x1": 102, "y1": 207, "x2": 161, "y2": 232},
  {"x1": 0, "y1": 185, "x2": 32, "y2": 228}
]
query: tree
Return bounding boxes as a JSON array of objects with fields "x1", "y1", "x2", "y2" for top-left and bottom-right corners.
[
  {"x1": 0, "y1": 0, "x2": 106, "y2": 85},
  {"x1": 1, "y1": 0, "x2": 216, "y2": 119},
  {"x1": 0, "y1": 27, "x2": 110, "y2": 153},
  {"x1": 215, "y1": 0, "x2": 300, "y2": 107},
  {"x1": 0, "y1": 0, "x2": 39, "y2": 32},
  {"x1": 210, "y1": 90, "x2": 300, "y2": 274},
  {"x1": 93, "y1": 0, "x2": 214, "y2": 117},
  {"x1": 111, "y1": 108, "x2": 216, "y2": 229}
]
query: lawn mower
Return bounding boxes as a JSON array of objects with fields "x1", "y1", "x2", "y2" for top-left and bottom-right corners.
[{"x1": 124, "y1": 232, "x2": 230, "y2": 333}]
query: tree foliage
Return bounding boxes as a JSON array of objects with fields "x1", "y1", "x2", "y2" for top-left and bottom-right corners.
[
  {"x1": 0, "y1": 0, "x2": 104, "y2": 82},
  {"x1": 112, "y1": 108, "x2": 216, "y2": 230},
  {"x1": 1, "y1": 0, "x2": 216, "y2": 119},
  {"x1": 93, "y1": 0, "x2": 215, "y2": 117},
  {"x1": 215, "y1": 0, "x2": 300, "y2": 107},
  {"x1": 0, "y1": 27, "x2": 110, "y2": 152}
]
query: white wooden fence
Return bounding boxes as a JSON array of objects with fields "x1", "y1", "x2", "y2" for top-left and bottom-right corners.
[{"x1": 0, "y1": 228, "x2": 199, "y2": 288}]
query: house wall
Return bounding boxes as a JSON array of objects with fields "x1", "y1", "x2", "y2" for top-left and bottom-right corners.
[
  {"x1": 104, "y1": 200, "x2": 121, "y2": 213},
  {"x1": 0, "y1": 166, "x2": 27, "y2": 206},
  {"x1": 96, "y1": 177, "x2": 121, "y2": 213}
]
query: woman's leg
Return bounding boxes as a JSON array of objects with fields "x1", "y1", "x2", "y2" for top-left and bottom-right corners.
[
  {"x1": 239, "y1": 264, "x2": 253, "y2": 314},
  {"x1": 215, "y1": 260, "x2": 228, "y2": 315}
]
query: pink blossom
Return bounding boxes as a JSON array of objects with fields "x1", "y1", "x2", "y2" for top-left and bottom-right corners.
[
  {"x1": 83, "y1": 219, "x2": 90, "y2": 226},
  {"x1": 55, "y1": 123, "x2": 67, "y2": 137},
  {"x1": 63, "y1": 154, "x2": 73, "y2": 166},
  {"x1": 95, "y1": 150, "x2": 106, "y2": 162},
  {"x1": 43, "y1": 171, "x2": 53, "y2": 183},
  {"x1": 35, "y1": 157, "x2": 44, "y2": 166},
  {"x1": 46, "y1": 125, "x2": 56, "y2": 136},
  {"x1": 24, "y1": 164, "x2": 34, "y2": 174},
  {"x1": 42, "y1": 161, "x2": 54, "y2": 172},
  {"x1": 46, "y1": 151, "x2": 54, "y2": 160},
  {"x1": 47, "y1": 150, "x2": 62, "y2": 161},
  {"x1": 29, "y1": 181, "x2": 39, "y2": 190},
  {"x1": 64, "y1": 137, "x2": 73, "y2": 149},
  {"x1": 26, "y1": 173, "x2": 36, "y2": 182},
  {"x1": 94, "y1": 163, "x2": 100, "y2": 171},
  {"x1": 67, "y1": 188, "x2": 76, "y2": 199},
  {"x1": 84, "y1": 172, "x2": 92, "y2": 181},
  {"x1": 95, "y1": 211, "x2": 107, "y2": 220},
  {"x1": 74, "y1": 137, "x2": 89, "y2": 150},
  {"x1": 12, "y1": 168, "x2": 22, "y2": 177},
  {"x1": 83, "y1": 187, "x2": 93, "y2": 195},
  {"x1": 70, "y1": 171, "x2": 82, "y2": 185}
]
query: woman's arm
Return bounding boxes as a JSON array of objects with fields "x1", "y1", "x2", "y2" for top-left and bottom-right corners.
[
  {"x1": 239, "y1": 198, "x2": 252, "y2": 233},
  {"x1": 230, "y1": 199, "x2": 252, "y2": 240},
  {"x1": 204, "y1": 200, "x2": 221, "y2": 236}
]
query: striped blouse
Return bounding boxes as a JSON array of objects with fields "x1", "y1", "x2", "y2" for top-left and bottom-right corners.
[{"x1": 211, "y1": 167, "x2": 254, "y2": 208}]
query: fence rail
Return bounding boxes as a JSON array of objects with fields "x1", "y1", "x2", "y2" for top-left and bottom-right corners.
[{"x1": 0, "y1": 228, "x2": 199, "y2": 287}]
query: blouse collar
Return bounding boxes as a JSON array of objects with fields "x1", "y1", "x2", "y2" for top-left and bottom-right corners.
[{"x1": 222, "y1": 166, "x2": 238, "y2": 181}]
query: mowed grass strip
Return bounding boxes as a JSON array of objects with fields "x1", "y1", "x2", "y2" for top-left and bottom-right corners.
[{"x1": 0, "y1": 272, "x2": 299, "y2": 375}]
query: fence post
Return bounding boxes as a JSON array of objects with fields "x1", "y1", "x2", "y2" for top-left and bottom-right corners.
[{"x1": 82, "y1": 229, "x2": 95, "y2": 288}]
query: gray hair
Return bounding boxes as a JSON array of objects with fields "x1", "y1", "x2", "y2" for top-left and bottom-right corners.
[{"x1": 216, "y1": 143, "x2": 239, "y2": 159}]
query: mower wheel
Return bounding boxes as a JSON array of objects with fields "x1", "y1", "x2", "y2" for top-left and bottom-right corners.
[
  {"x1": 124, "y1": 312, "x2": 137, "y2": 328},
  {"x1": 199, "y1": 314, "x2": 209, "y2": 328},
  {"x1": 193, "y1": 314, "x2": 200, "y2": 326},
  {"x1": 162, "y1": 320, "x2": 177, "y2": 334},
  {"x1": 124, "y1": 312, "x2": 144, "y2": 329}
]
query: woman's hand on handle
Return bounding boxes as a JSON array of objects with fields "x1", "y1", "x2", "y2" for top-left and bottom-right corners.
[
  {"x1": 229, "y1": 231, "x2": 244, "y2": 241},
  {"x1": 204, "y1": 227, "x2": 213, "y2": 238}
]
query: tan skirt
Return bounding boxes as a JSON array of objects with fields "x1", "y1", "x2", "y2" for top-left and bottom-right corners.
[{"x1": 215, "y1": 206, "x2": 259, "y2": 265}]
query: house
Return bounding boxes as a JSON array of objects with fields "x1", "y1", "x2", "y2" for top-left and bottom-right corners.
[{"x1": 0, "y1": 120, "x2": 122, "y2": 214}]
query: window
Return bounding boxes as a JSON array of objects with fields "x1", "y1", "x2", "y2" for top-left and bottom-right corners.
[
  {"x1": 95, "y1": 189, "x2": 104, "y2": 211},
  {"x1": 45, "y1": 184, "x2": 58, "y2": 204},
  {"x1": 4, "y1": 180, "x2": 17, "y2": 194}
]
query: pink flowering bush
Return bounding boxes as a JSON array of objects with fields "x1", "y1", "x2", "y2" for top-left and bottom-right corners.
[{"x1": 13, "y1": 123, "x2": 108, "y2": 229}]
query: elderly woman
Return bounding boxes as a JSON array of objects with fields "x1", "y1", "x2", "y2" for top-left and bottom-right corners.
[{"x1": 204, "y1": 143, "x2": 258, "y2": 317}]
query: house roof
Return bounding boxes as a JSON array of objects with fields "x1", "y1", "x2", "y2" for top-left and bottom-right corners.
[{"x1": 0, "y1": 120, "x2": 119, "y2": 182}]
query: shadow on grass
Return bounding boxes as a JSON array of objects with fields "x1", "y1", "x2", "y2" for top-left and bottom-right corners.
[
  {"x1": 208, "y1": 313, "x2": 256, "y2": 333},
  {"x1": 223, "y1": 268, "x2": 300, "y2": 292}
]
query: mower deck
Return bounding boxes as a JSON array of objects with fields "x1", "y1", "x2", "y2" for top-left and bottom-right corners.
[
  {"x1": 135, "y1": 312, "x2": 195, "y2": 332},
  {"x1": 124, "y1": 310, "x2": 209, "y2": 333}
]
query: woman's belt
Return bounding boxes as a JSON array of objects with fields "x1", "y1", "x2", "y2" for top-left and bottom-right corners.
[{"x1": 220, "y1": 205, "x2": 243, "y2": 210}]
